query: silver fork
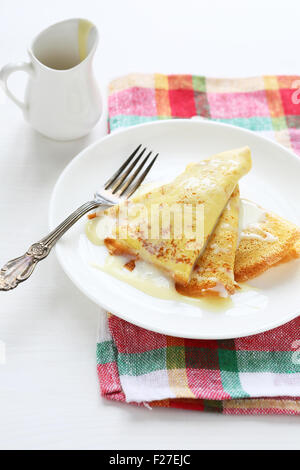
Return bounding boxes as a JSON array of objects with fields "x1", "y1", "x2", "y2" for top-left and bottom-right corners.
[{"x1": 0, "y1": 145, "x2": 158, "y2": 291}]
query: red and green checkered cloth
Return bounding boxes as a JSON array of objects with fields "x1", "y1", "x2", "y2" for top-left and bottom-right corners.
[{"x1": 97, "y1": 74, "x2": 300, "y2": 416}]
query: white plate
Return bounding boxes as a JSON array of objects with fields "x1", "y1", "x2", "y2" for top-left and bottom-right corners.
[{"x1": 49, "y1": 120, "x2": 300, "y2": 339}]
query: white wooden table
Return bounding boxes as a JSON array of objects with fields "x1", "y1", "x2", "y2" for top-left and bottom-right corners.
[{"x1": 0, "y1": 0, "x2": 299, "y2": 450}]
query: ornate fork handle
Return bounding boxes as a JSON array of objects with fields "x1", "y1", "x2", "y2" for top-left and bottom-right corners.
[{"x1": 0, "y1": 200, "x2": 102, "y2": 291}]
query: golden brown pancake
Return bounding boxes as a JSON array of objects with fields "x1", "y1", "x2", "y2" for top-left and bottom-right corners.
[
  {"x1": 274, "y1": 239, "x2": 300, "y2": 265},
  {"x1": 175, "y1": 186, "x2": 240, "y2": 297},
  {"x1": 234, "y1": 210, "x2": 300, "y2": 282},
  {"x1": 105, "y1": 147, "x2": 252, "y2": 284}
]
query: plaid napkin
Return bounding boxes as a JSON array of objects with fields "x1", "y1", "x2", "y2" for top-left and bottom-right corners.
[{"x1": 97, "y1": 74, "x2": 300, "y2": 415}]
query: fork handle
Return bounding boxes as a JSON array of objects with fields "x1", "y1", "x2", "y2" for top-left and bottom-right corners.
[{"x1": 0, "y1": 200, "x2": 102, "y2": 291}]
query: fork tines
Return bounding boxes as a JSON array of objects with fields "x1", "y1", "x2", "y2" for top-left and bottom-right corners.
[{"x1": 104, "y1": 145, "x2": 158, "y2": 198}]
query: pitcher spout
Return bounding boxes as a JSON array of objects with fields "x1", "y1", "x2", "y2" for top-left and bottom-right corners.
[
  {"x1": 78, "y1": 19, "x2": 99, "y2": 63},
  {"x1": 29, "y1": 18, "x2": 99, "y2": 71}
]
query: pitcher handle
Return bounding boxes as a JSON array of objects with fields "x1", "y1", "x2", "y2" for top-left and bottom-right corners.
[{"x1": 0, "y1": 62, "x2": 33, "y2": 112}]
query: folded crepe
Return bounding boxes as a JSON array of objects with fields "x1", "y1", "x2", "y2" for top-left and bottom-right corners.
[
  {"x1": 105, "y1": 147, "x2": 252, "y2": 284},
  {"x1": 234, "y1": 204, "x2": 300, "y2": 282},
  {"x1": 274, "y1": 239, "x2": 300, "y2": 265},
  {"x1": 175, "y1": 186, "x2": 240, "y2": 297},
  {"x1": 120, "y1": 197, "x2": 300, "y2": 293}
]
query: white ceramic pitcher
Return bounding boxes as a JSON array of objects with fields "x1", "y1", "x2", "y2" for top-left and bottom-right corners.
[{"x1": 0, "y1": 18, "x2": 102, "y2": 140}]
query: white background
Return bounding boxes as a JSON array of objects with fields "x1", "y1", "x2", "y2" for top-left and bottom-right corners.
[{"x1": 0, "y1": 0, "x2": 299, "y2": 450}]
